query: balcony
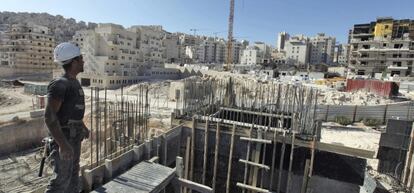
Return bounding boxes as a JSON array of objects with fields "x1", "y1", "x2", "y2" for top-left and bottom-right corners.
[
  {"x1": 386, "y1": 57, "x2": 414, "y2": 61},
  {"x1": 387, "y1": 66, "x2": 408, "y2": 70}
]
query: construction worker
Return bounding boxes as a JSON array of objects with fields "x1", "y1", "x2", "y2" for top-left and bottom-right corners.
[{"x1": 44, "y1": 42, "x2": 89, "y2": 193}]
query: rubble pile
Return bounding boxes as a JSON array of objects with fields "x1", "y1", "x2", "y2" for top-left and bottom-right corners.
[{"x1": 319, "y1": 90, "x2": 393, "y2": 106}]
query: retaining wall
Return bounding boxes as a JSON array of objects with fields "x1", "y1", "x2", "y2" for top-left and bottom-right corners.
[{"x1": 0, "y1": 117, "x2": 48, "y2": 156}]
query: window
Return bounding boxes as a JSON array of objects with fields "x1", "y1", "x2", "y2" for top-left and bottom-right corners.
[{"x1": 394, "y1": 44, "x2": 403, "y2": 49}]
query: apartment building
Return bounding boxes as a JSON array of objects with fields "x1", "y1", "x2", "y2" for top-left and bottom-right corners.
[
  {"x1": 129, "y1": 25, "x2": 166, "y2": 67},
  {"x1": 349, "y1": 17, "x2": 414, "y2": 77},
  {"x1": 285, "y1": 35, "x2": 310, "y2": 67},
  {"x1": 253, "y1": 42, "x2": 272, "y2": 63},
  {"x1": 0, "y1": 23, "x2": 56, "y2": 79},
  {"x1": 335, "y1": 44, "x2": 349, "y2": 65},
  {"x1": 240, "y1": 46, "x2": 264, "y2": 65},
  {"x1": 163, "y1": 32, "x2": 180, "y2": 63},
  {"x1": 183, "y1": 37, "x2": 242, "y2": 64},
  {"x1": 277, "y1": 31, "x2": 290, "y2": 51},
  {"x1": 309, "y1": 33, "x2": 336, "y2": 65},
  {"x1": 73, "y1": 23, "x2": 180, "y2": 89}
]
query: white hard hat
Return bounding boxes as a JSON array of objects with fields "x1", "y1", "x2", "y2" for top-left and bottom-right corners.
[{"x1": 53, "y1": 42, "x2": 81, "y2": 65}]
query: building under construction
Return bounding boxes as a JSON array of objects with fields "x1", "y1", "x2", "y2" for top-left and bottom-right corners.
[{"x1": 40, "y1": 76, "x2": 375, "y2": 193}]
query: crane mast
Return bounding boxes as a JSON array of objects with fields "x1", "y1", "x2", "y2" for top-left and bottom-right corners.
[{"x1": 225, "y1": 0, "x2": 235, "y2": 70}]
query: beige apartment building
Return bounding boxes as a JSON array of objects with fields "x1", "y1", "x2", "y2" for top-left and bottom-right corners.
[
  {"x1": 73, "y1": 23, "x2": 180, "y2": 89},
  {"x1": 0, "y1": 23, "x2": 56, "y2": 79}
]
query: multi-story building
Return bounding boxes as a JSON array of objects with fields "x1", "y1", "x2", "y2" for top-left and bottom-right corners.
[
  {"x1": 183, "y1": 37, "x2": 243, "y2": 64},
  {"x1": 73, "y1": 23, "x2": 180, "y2": 89},
  {"x1": 285, "y1": 35, "x2": 310, "y2": 67},
  {"x1": 335, "y1": 44, "x2": 349, "y2": 65},
  {"x1": 349, "y1": 17, "x2": 414, "y2": 76},
  {"x1": 231, "y1": 41, "x2": 243, "y2": 64},
  {"x1": 240, "y1": 46, "x2": 264, "y2": 65},
  {"x1": 309, "y1": 33, "x2": 336, "y2": 65},
  {"x1": 277, "y1": 31, "x2": 290, "y2": 51},
  {"x1": 253, "y1": 42, "x2": 272, "y2": 63},
  {"x1": 0, "y1": 23, "x2": 56, "y2": 79},
  {"x1": 163, "y1": 32, "x2": 180, "y2": 63},
  {"x1": 129, "y1": 25, "x2": 166, "y2": 67}
]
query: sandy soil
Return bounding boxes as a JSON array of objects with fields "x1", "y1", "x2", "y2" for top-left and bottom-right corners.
[
  {"x1": 0, "y1": 86, "x2": 34, "y2": 116},
  {"x1": 0, "y1": 149, "x2": 53, "y2": 193}
]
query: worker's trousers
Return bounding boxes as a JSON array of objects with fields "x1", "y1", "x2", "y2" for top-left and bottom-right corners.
[{"x1": 45, "y1": 121, "x2": 86, "y2": 193}]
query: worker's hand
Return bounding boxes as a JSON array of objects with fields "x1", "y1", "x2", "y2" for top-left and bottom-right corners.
[
  {"x1": 82, "y1": 124, "x2": 90, "y2": 139},
  {"x1": 59, "y1": 144, "x2": 74, "y2": 160}
]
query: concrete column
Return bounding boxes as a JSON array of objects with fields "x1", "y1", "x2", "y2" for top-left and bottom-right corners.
[{"x1": 104, "y1": 159, "x2": 113, "y2": 182}]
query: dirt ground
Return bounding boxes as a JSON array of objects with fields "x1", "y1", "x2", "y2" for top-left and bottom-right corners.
[
  {"x1": 0, "y1": 148, "x2": 53, "y2": 193},
  {"x1": 0, "y1": 86, "x2": 34, "y2": 116},
  {"x1": 320, "y1": 122, "x2": 381, "y2": 170}
]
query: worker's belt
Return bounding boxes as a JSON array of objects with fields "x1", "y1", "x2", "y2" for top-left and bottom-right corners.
[{"x1": 61, "y1": 119, "x2": 84, "y2": 138}]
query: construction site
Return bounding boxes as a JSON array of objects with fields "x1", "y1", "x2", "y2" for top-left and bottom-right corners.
[
  {"x1": 0, "y1": 71, "x2": 413, "y2": 193},
  {"x1": 1, "y1": 0, "x2": 414, "y2": 192}
]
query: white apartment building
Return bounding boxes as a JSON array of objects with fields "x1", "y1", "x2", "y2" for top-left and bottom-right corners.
[
  {"x1": 253, "y1": 42, "x2": 272, "y2": 63},
  {"x1": 73, "y1": 23, "x2": 180, "y2": 89},
  {"x1": 309, "y1": 33, "x2": 336, "y2": 65},
  {"x1": 183, "y1": 37, "x2": 242, "y2": 64},
  {"x1": 277, "y1": 31, "x2": 290, "y2": 50},
  {"x1": 0, "y1": 23, "x2": 56, "y2": 79},
  {"x1": 336, "y1": 44, "x2": 349, "y2": 65},
  {"x1": 240, "y1": 46, "x2": 264, "y2": 65},
  {"x1": 285, "y1": 35, "x2": 310, "y2": 66}
]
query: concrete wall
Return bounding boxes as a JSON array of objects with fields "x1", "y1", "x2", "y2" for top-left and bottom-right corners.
[
  {"x1": 0, "y1": 117, "x2": 48, "y2": 155},
  {"x1": 181, "y1": 121, "x2": 366, "y2": 193},
  {"x1": 316, "y1": 101, "x2": 414, "y2": 123}
]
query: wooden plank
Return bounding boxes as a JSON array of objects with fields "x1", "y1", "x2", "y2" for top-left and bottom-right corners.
[
  {"x1": 306, "y1": 136, "x2": 317, "y2": 193},
  {"x1": 226, "y1": 124, "x2": 236, "y2": 193},
  {"x1": 251, "y1": 129, "x2": 263, "y2": 188},
  {"x1": 236, "y1": 183, "x2": 271, "y2": 193},
  {"x1": 240, "y1": 137, "x2": 272, "y2": 144},
  {"x1": 190, "y1": 117, "x2": 196, "y2": 183},
  {"x1": 300, "y1": 159, "x2": 311, "y2": 193},
  {"x1": 276, "y1": 131, "x2": 286, "y2": 193},
  {"x1": 286, "y1": 133, "x2": 296, "y2": 193},
  {"x1": 219, "y1": 107, "x2": 292, "y2": 118},
  {"x1": 239, "y1": 159, "x2": 270, "y2": 170},
  {"x1": 202, "y1": 118, "x2": 209, "y2": 185},
  {"x1": 269, "y1": 130, "x2": 278, "y2": 190},
  {"x1": 195, "y1": 115, "x2": 287, "y2": 133},
  {"x1": 212, "y1": 121, "x2": 221, "y2": 192},
  {"x1": 403, "y1": 122, "x2": 414, "y2": 185},
  {"x1": 184, "y1": 137, "x2": 191, "y2": 193},
  {"x1": 178, "y1": 178, "x2": 213, "y2": 193},
  {"x1": 242, "y1": 125, "x2": 253, "y2": 193}
]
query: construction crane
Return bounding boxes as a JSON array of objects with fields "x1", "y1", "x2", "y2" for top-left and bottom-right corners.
[{"x1": 225, "y1": 0, "x2": 235, "y2": 71}]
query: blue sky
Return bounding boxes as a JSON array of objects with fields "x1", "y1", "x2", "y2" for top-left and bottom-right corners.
[{"x1": 1, "y1": 0, "x2": 413, "y2": 45}]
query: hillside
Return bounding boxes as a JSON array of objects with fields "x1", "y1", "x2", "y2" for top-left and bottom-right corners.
[{"x1": 0, "y1": 11, "x2": 96, "y2": 43}]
